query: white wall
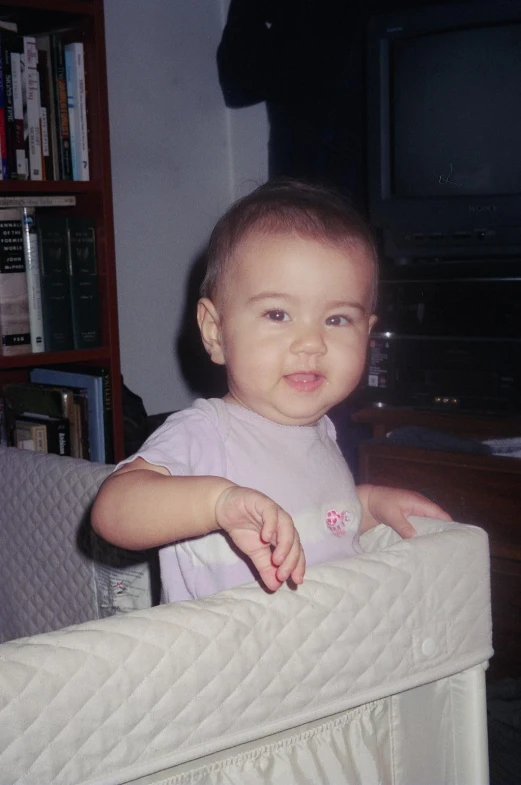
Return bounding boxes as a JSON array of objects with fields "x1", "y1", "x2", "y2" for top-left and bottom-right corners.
[{"x1": 104, "y1": 0, "x2": 268, "y2": 415}]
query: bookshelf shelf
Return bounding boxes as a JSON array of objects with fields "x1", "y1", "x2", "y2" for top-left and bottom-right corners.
[
  {"x1": 0, "y1": 2, "x2": 95, "y2": 19},
  {"x1": 0, "y1": 347, "x2": 111, "y2": 369},
  {"x1": 0, "y1": 181, "x2": 100, "y2": 193},
  {"x1": 0, "y1": 0, "x2": 124, "y2": 462}
]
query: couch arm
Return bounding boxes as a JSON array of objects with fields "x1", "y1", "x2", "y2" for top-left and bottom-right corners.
[{"x1": 0, "y1": 446, "x2": 155, "y2": 643}]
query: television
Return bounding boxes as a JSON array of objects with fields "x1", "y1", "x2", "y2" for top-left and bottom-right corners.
[{"x1": 367, "y1": 0, "x2": 521, "y2": 263}]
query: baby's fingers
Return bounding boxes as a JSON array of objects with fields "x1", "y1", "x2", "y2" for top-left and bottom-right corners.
[
  {"x1": 269, "y1": 511, "x2": 299, "y2": 566},
  {"x1": 274, "y1": 528, "x2": 305, "y2": 585},
  {"x1": 284, "y1": 543, "x2": 306, "y2": 586}
]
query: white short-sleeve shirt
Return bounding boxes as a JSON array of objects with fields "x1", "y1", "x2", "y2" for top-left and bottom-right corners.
[{"x1": 118, "y1": 399, "x2": 362, "y2": 602}]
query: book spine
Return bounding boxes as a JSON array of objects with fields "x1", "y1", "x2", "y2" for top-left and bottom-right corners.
[
  {"x1": 0, "y1": 195, "x2": 76, "y2": 207},
  {"x1": 0, "y1": 208, "x2": 31, "y2": 355},
  {"x1": 50, "y1": 34, "x2": 72, "y2": 181},
  {"x1": 0, "y1": 34, "x2": 8, "y2": 178},
  {"x1": 67, "y1": 216, "x2": 100, "y2": 350},
  {"x1": 3, "y1": 382, "x2": 64, "y2": 419},
  {"x1": 22, "y1": 36, "x2": 42, "y2": 181},
  {"x1": 36, "y1": 37, "x2": 60, "y2": 180},
  {"x1": 34, "y1": 423, "x2": 47, "y2": 452},
  {"x1": 32, "y1": 416, "x2": 70, "y2": 456},
  {"x1": 64, "y1": 42, "x2": 88, "y2": 181},
  {"x1": 64, "y1": 46, "x2": 77, "y2": 180},
  {"x1": 15, "y1": 419, "x2": 48, "y2": 452},
  {"x1": 36, "y1": 215, "x2": 74, "y2": 351},
  {"x1": 36, "y1": 46, "x2": 55, "y2": 180},
  {"x1": 73, "y1": 390, "x2": 89, "y2": 459},
  {"x1": 100, "y1": 368, "x2": 114, "y2": 464},
  {"x1": 21, "y1": 207, "x2": 44, "y2": 352},
  {"x1": 0, "y1": 398, "x2": 7, "y2": 445},
  {"x1": 1, "y1": 32, "x2": 15, "y2": 178},
  {"x1": 10, "y1": 42, "x2": 27, "y2": 178},
  {"x1": 58, "y1": 363, "x2": 111, "y2": 462},
  {"x1": 50, "y1": 417, "x2": 70, "y2": 456}
]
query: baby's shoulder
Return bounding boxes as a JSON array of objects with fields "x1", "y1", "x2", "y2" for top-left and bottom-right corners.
[
  {"x1": 149, "y1": 398, "x2": 230, "y2": 451},
  {"x1": 133, "y1": 399, "x2": 228, "y2": 476},
  {"x1": 164, "y1": 398, "x2": 229, "y2": 436}
]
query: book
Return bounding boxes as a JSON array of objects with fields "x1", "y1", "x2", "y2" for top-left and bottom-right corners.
[
  {"x1": 9, "y1": 33, "x2": 26, "y2": 178},
  {"x1": 0, "y1": 397, "x2": 6, "y2": 444},
  {"x1": 59, "y1": 363, "x2": 113, "y2": 463},
  {"x1": 37, "y1": 47, "x2": 53, "y2": 180},
  {"x1": 4, "y1": 380, "x2": 63, "y2": 437},
  {"x1": 36, "y1": 214, "x2": 74, "y2": 351},
  {"x1": 0, "y1": 22, "x2": 17, "y2": 34},
  {"x1": 67, "y1": 216, "x2": 100, "y2": 350},
  {"x1": 36, "y1": 36, "x2": 59, "y2": 180},
  {"x1": 14, "y1": 412, "x2": 69, "y2": 456},
  {"x1": 0, "y1": 32, "x2": 7, "y2": 178},
  {"x1": 0, "y1": 207, "x2": 30, "y2": 355},
  {"x1": 73, "y1": 388, "x2": 90, "y2": 459},
  {"x1": 0, "y1": 196, "x2": 75, "y2": 207},
  {"x1": 15, "y1": 417, "x2": 47, "y2": 452},
  {"x1": 1, "y1": 30, "x2": 15, "y2": 178},
  {"x1": 50, "y1": 33, "x2": 72, "y2": 180},
  {"x1": 64, "y1": 42, "x2": 89, "y2": 181},
  {"x1": 21, "y1": 206, "x2": 44, "y2": 352},
  {"x1": 22, "y1": 36, "x2": 42, "y2": 180},
  {"x1": 30, "y1": 367, "x2": 105, "y2": 462},
  {"x1": 30, "y1": 382, "x2": 82, "y2": 458},
  {"x1": 1, "y1": 30, "x2": 25, "y2": 178},
  {"x1": 4, "y1": 381, "x2": 66, "y2": 420},
  {"x1": 4, "y1": 381, "x2": 73, "y2": 456}
]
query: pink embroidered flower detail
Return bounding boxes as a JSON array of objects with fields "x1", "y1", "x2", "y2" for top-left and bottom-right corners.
[{"x1": 326, "y1": 509, "x2": 352, "y2": 537}]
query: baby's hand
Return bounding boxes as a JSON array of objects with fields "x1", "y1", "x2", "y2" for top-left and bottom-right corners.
[
  {"x1": 215, "y1": 485, "x2": 305, "y2": 592},
  {"x1": 358, "y1": 484, "x2": 453, "y2": 539}
]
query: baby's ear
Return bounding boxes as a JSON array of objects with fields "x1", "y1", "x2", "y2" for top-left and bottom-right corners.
[{"x1": 197, "y1": 298, "x2": 225, "y2": 365}]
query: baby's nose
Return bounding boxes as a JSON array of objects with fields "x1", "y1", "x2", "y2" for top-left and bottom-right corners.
[{"x1": 291, "y1": 325, "x2": 327, "y2": 354}]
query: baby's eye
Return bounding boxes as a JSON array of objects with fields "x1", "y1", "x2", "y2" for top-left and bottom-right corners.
[
  {"x1": 264, "y1": 309, "x2": 289, "y2": 322},
  {"x1": 326, "y1": 314, "x2": 352, "y2": 326}
]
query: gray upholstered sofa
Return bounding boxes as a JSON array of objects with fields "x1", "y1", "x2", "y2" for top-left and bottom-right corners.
[{"x1": 0, "y1": 445, "x2": 493, "y2": 785}]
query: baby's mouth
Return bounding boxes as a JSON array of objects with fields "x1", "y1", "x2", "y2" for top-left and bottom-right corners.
[{"x1": 284, "y1": 373, "x2": 324, "y2": 392}]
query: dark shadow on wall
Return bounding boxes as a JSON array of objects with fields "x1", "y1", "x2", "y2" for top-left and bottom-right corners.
[{"x1": 176, "y1": 250, "x2": 227, "y2": 400}]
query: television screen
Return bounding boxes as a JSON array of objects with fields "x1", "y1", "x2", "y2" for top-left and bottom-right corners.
[
  {"x1": 392, "y1": 25, "x2": 521, "y2": 198},
  {"x1": 367, "y1": 1, "x2": 521, "y2": 261}
]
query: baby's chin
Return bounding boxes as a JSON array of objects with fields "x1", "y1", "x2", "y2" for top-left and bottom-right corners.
[{"x1": 223, "y1": 394, "x2": 327, "y2": 427}]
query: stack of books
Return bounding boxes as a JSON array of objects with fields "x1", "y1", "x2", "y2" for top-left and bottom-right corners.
[
  {"x1": 0, "y1": 204, "x2": 101, "y2": 356},
  {"x1": 0, "y1": 20, "x2": 89, "y2": 181},
  {"x1": 1, "y1": 365, "x2": 113, "y2": 463}
]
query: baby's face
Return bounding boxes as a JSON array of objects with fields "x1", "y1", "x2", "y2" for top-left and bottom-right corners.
[{"x1": 204, "y1": 231, "x2": 377, "y2": 426}]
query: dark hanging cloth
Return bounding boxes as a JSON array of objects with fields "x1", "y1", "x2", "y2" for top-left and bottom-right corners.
[
  {"x1": 217, "y1": 0, "x2": 459, "y2": 210},
  {"x1": 217, "y1": 0, "x2": 368, "y2": 205}
]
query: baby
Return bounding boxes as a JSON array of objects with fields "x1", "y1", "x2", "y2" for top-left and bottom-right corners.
[{"x1": 92, "y1": 179, "x2": 450, "y2": 602}]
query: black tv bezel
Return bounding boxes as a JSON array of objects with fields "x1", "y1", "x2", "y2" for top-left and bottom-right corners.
[{"x1": 367, "y1": 0, "x2": 521, "y2": 263}]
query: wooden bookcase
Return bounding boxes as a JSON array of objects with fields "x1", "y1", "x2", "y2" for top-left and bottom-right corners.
[{"x1": 0, "y1": 0, "x2": 124, "y2": 462}]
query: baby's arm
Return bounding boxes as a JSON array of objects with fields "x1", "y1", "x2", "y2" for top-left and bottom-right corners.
[
  {"x1": 91, "y1": 458, "x2": 305, "y2": 592},
  {"x1": 357, "y1": 484, "x2": 452, "y2": 539}
]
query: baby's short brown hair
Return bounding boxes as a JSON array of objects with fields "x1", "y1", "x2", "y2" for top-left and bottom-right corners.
[{"x1": 200, "y1": 179, "x2": 379, "y2": 309}]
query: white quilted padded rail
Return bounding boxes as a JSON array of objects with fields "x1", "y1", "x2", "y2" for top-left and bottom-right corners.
[{"x1": 0, "y1": 518, "x2": 492, "y2": 785}]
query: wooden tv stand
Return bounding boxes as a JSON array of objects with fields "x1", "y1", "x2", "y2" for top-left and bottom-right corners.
[{"x1": 352, "y1": 406, "x2": 521, "y2": 681}]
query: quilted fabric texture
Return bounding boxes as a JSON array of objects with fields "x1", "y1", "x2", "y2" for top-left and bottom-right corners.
[
  {"x1": 0, "y1": 447, "x2": 153, "y2": 642},
  {"x1": 0, "y1": 518, "x2": 492, "y2": 785}
]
